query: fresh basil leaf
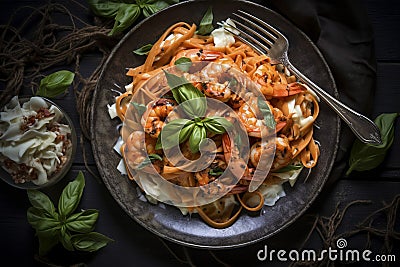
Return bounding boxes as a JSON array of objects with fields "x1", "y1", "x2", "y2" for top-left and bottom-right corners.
[
  {"x1": 137, "y1": 153, "x2": 163, "y2": 170},
  {"x1": 164, "y1": 70, "x2": 204, "y2": 102},
  {"x1": 36, "y1": 70, "x2": 74, "y2": 98},
  {"x1": 87, "y1": 0, "x2": 120, "y2": 18},
  {"x1": 156, "y1": 118, "x2": 192, "y2": 150},
  {"x1": 27, "y1": 206, "x2": 61, "y2": 256},
  {"x1": 189, "y1": 125, "x2": 206, "y2": 153},
  {"x1": 179, "y1": 122, "x2": 195, "y2": 143},
  {"x1": 37, "y1": 229, "x2": 60, "y2": 256},
  {"x1": 27, "y1": 189, "x2": 56, "y2": 217},
  {"x1": 66, "y1": 209, "x2": 99, "y2": 234},
  {"x1": 110, "y1": 4, "x2": 141, "y2": 36},
  {"x1": 273, "y1": 164, "x2": 303, "y2": 173},
  {"x1": 346, "y1": 113, "x2": 399, "y2": 175},
  {"x1": 174, "y1": 57, "x2": 192, "y2": 72},
  {"x1": 133, "y1": 44, "x2": 153, "y2": 55},
  {"x1": 58, "y1": 172, "x2": 85, "y2": 219},
  {"x1": 203, "y1": 116, "x2": 233, "y2": 134},
  {"x1": 131, "y1": 101, "x2": 147, "y2": 117},
  {"x1": 60, "y1": 225, "x2": 74, "y2": 251},
  {"x1": 27, "y1": 207, "x2": 60, "y2": 232},
  {"x1": 137, "y1": 0, "x2": 177, "y2": 17},
  {"x1": 196, "y1": 6, "x2": 214, "y2": 35},
  {"x1": 164, "y1": 70, "x2": 190, "y2": 102},
  {"x1": 227, "y1": 77, "x2": 239, "y2": 88},
  {"x1": 257, "y1": 96, "x2": 276, "y2": 129},
  {"x1": 71, "y1": 232, "x2": 114, "y2": 252}
]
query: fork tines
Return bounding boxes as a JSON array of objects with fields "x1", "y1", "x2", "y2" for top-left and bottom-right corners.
[{"x1": 219, "y1": 10, "x2": 282, "y2": 56}]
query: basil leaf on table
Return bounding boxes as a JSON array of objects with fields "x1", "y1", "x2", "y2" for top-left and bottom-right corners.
[
  {"x1": 27, "y1": 207, "x2": 60, "y2": 233},
  {"x1": 58, "y1": 171, "x2": 85, "y2": 219},
  {"x1": 196, "y1": 6, "x2": 214, "y2": 35},
  {"x1": 133, "y1": 44, "x2": 153, "y2": 55},
  {"x1": 87, "y1": 0, "x2": 178, "y2": 36},
  {"x1": 36, "y1": 70, "x2": 74, "y2": 98},
  {"x1": 273, "y1": 164, "x2": 303, "y2": 173},
  {"x1": 26, "y1": 172, "x2": 113, "y2": 255},
  {"x1": 346, "y1": 113, "x2": 399, "y2": 175},
  {"x1": 164, "y1": 71, "x2": 204, "y2": 102},
  {"x1": 66, "y1": 209, "x2": 99, "y2": 233},
  {"x1": 189, "y1": 125, "x2": 207, "y2": 153},
  {"x1": 71, "y1": 232, "x2": 114, "y2": 252}
]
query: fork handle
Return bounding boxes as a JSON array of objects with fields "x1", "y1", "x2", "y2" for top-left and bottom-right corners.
[{"x1": 286, "y1": 62, "x2": 382, "y2": 145}]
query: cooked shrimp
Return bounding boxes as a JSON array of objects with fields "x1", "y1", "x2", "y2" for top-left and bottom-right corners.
[
  {"x1": 141, "y1": 98, "x2": 177, "y2": 138},
  {"x1": 250, "y1": 135, "x2": 292, "y2": 171}
]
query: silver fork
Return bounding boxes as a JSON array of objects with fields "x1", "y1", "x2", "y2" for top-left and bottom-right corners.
[{"x1": 219, "y1": 10, "x2": 382, "y2": 145}]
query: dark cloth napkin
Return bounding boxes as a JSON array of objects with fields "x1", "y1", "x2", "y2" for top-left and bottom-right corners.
[{"x1": 254, "y1": 0, "x2": 377, "y2": 184}]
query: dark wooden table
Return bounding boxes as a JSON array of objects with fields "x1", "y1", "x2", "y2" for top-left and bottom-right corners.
[{"x1": 1, "y1": 0, "x2": 399, "y2": 266}]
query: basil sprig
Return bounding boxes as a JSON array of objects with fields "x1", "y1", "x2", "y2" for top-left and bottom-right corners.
[
  {"x1": 36, "y1": 70, "x2": 75, "y2": 98},
  {"x1": 87, "y1": 0, "x2": 179, "y2": 36},
  {"x1": 174, "y1": 56, "x2": 192, "y2": 72},
  {"x1": 346, "y1": 113, "x2": 399, "y2": 175},
  {"x1": 157, "y1": 116, "x2": 232, "y2": 153},
  {"x1": 196, "y1": 6, "x2": 214, "y2": 36},
  {"x1": 27, "y1": 172, "x2": 113, "y2": 256},
  {"x1": 155, "y1": 71, "x2": 233, "y2": 153}
]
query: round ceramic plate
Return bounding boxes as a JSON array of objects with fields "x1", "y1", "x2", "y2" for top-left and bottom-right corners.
[{"x1": 91, "y1": 0, "x2": 339, "y2": 248}]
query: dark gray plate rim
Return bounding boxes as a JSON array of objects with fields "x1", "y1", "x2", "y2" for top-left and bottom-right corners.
[{"x1": 91, "y1": 0, "x2": 340, "y2": 249}]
